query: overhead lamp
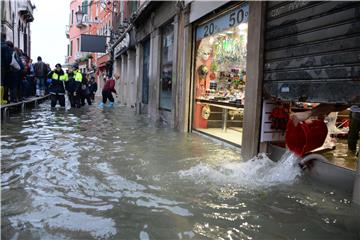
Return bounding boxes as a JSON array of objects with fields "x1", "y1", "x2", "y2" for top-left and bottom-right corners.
[{"x1": 75, "y1": 6, "x2": 84, "y2": 24}]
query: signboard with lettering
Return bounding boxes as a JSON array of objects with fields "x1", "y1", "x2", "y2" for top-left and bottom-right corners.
[
  {"x1": 196, "y1": 3, "x2": 249, "y2": 41},
  {"x1": 114, "y1": 33, "x2": 130, "y2": 57},
  {"x1": 114, "y1": 30, "x2": 136, "y2": 58}
]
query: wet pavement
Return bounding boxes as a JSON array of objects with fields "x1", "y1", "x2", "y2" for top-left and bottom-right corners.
[{"x1": 1, "y1": 102, "x2": 360, "y2": 239}]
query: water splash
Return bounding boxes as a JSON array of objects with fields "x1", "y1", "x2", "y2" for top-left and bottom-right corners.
[{"x1": 178, "y1": 151, "x2": 302, "y2": 188}]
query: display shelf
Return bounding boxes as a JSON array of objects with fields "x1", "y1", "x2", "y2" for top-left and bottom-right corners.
[{"x1": 196, "y1": 98, "x2": 244, "y2": 109}]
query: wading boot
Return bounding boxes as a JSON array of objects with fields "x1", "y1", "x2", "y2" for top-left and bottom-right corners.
[{"x1": 98, "y1": 102, "x2": 104, "y2": 109}]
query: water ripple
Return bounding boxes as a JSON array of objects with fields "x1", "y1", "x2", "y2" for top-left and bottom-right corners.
[{"x1": 1, "y1": 102, "x2": 359, "y2": 239}]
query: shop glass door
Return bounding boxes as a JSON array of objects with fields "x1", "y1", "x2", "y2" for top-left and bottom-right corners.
[{"x1": 192, "y1": 3, "x2": 248, "y2": 146}]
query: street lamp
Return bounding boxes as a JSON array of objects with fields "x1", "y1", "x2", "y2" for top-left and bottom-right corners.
[{"x1": 75, "y1": 6, "x2": 84, "y2": 24}]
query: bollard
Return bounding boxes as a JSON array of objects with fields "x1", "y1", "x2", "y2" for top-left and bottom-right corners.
[{"x1": 352, "y1": 155, "x2": 360, "y2": 205}]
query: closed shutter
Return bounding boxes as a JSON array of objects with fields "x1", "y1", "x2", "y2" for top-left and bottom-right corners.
[{"x1": 263, "y1": 1, "x2": 360, "y2": 104}]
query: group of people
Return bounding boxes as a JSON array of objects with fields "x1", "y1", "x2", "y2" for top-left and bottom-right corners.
[
  {"x1": 1, "y1": 33, "x2": 51, "y2": 103},
  {"x1": 47, "y1": 63, "x2": 98, "y2": 108},
  {"x1": 47, "y1": 63, "x2": 118, "y2": 109},
  {"x1": 1, "y1": 32, "x2": 118, "y2": 109}
]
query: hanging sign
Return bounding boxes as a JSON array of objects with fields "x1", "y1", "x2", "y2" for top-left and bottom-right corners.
[
  {"x1": 114, "y1": 33, "x2": 130, "y2": 57},
  {"x1": 196, "y1": 3, "x2": 249, "y2": 41}
]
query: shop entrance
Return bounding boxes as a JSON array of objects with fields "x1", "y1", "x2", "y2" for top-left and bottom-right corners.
[
  {"x1": 263, "y1": 2, "x2": 360, "y2": 171},
  {"x1": 192, "y1": 3, "x2": 249, "y2": 146}
]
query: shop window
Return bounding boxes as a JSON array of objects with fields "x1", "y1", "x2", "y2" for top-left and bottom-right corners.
[
  {"x1": 192, "y1": 4, "x2": 248, "y2": 146},
  {"x1": 82, "y1": 0, "x2": 88, "y2": 14},
  {"x1": 159, "y1": 22, "x2": 174, "y2": 111},
  {"x1": 71, "y1": 10, "x2": 74, "y2": 25}
]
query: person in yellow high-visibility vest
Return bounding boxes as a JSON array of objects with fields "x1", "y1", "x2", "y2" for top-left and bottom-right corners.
[{"x1": 47, "y1": 63, "x2": 68, "y2": 107}]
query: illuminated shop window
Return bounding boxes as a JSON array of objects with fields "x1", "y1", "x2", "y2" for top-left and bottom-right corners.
[{"x1": 193, "y1": 4, "x2": 248, "y2": 146}]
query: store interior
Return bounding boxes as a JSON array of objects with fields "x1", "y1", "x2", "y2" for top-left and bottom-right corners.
[
  {"x1": 193, "y1": 22, "x2": 248, "y2": 146},
  {"x1": 272, "y1": 102, "x2": 358, "y2": 170},
  {"x1": 316, "y1": 108, "x2": 358, "y2": 170}
]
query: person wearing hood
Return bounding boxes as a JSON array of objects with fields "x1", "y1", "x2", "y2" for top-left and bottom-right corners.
[{"x1": 47, "y1": 63, "x2": 68, "y2": 107}]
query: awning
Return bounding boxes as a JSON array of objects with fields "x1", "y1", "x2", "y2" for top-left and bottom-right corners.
[{"x1": 97, "y1": 54, "x2": 110, "y2": 68}]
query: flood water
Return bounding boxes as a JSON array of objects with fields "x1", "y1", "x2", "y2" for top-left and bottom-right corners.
[{"x1": 1, "y1": 103, "x2": 360, "y2": 240}]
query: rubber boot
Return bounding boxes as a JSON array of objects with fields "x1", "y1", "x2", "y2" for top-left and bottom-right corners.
[
  {"x1": 108, "y1": 102, "x2": 114, "y2": 108},
  {"x1": 98, "y1": 102, "x2": 104, "y2": 109},
  {"x1": 0, "y1": 86, "x2": 7, "y2": 104},
  {"x1": 36, "y1": 89, "x2": 40, "y2": 97}
]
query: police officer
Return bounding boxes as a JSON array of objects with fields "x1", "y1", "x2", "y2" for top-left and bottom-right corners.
[
  {"x1": 66, "y1": 64, "x2": 82, "y2": 108},
  {"x1": 47, "y1": 63, "x2": 68, "y2": 107}
]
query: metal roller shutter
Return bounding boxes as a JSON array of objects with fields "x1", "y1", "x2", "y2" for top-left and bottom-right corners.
[{"x1": 263, "y1": 1, "x2": 360, "y2": 104}]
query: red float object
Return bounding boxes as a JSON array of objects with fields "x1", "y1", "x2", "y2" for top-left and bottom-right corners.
[{"x1": 285, "y1": 118, "x2": 328, "y2": 157}]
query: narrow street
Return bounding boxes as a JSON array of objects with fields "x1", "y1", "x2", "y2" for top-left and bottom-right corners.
[
  {"x1": 1, "y1": 103, "x2": 359, "y2": 240},
  {"x1": 2, "y1": 0, "x2": 360, "y2": 239}
]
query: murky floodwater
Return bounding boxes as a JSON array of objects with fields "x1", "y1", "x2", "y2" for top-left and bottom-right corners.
[{"x1": 1, "y1": 103, "x2": 360, "y2": 240}]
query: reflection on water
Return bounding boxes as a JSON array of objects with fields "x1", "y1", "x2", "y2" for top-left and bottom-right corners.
[{"x1": 1, "y1": 103, "x2": 360, "y2": 239}]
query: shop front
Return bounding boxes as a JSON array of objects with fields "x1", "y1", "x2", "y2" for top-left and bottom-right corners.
[
  {"x1": 261, "y1": 2, "x2": 360, "y2": 202},
  {"x1": 113, "y1": 29, "x2": 136, "y2": 107},
  {"x1": 192, "y1": 3, "x2": 249, "y2": 147},
  {"x1": 132, "y1": 1, "x2": 182, "y2": 127}
]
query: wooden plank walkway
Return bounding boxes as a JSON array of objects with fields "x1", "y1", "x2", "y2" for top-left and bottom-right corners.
[{"x1": 1, "y1": 95, "x2": 50, "y2": 120}]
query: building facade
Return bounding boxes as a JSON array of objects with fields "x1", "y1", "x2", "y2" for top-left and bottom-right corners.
[
  {"x1": 65, "y1": 0, "x2": 114, "y2": 90},
  {"x1": 109, "y1": 1, "x2": 263, "y2": 157},
  {"x1": 110, "y1": 0, "x2": 360, "y2": 203},
  {"x1": 1, "y1": 0, "x2": 34, "y2": 56}
]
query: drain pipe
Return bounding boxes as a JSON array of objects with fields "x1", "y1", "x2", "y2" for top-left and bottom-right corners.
[
  {"x1": 299, "y1": 153, "x2": 329, "y2": 170},
  {"x1": 352, "y1": 155, "x2": 360, "y2": 205}
]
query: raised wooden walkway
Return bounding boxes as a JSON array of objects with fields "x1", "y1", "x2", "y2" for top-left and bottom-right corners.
[{"x1": 1, "y1": 95, "x2": 49, "y2": 120}]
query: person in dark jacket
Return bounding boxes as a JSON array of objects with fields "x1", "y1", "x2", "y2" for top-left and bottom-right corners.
[
  {"x1": 67, "y1": 64, "x2": 82, "y2": 108},
  {"x1": 80, "y1": 73, "x2": 92, "y2": 106},
  {"x1": 8, "y1": 45, "x2": 24, "y2": 103},
  {"x1": 66, "y1": 65, "x2": 82, "y2": 108},
  {"x1": 33, "y1": 56, "x2": 48, "y2": 97},
  {"x1": 88, "y1": 76, "x2": 97, "y2": 101},
  {"x1": 47, "y1": 63, "x2": 68, "y2": 107},
  {"x1": 1, "y1": 33, "x2": 12, "y2": 103}
]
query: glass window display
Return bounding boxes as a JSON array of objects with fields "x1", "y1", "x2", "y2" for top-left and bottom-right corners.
[
  {"x1": 160, "y1": 22, "x2": 174, "y2": 110},
  {"x1": 192, "y1": 4, "x2": 248, "y2": 146}
]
